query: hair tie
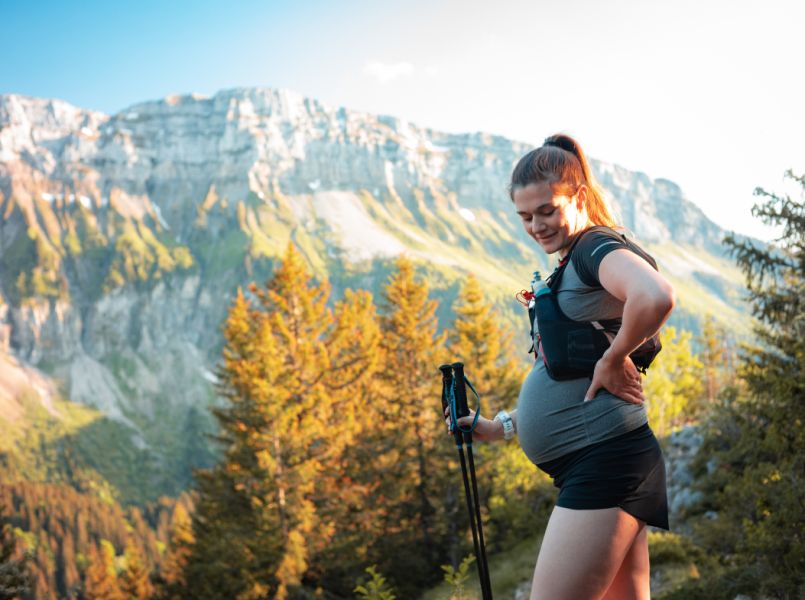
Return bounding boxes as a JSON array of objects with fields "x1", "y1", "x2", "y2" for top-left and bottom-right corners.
[{"x1": 543, "y1": 137, "x2": 576, "y2": 154}]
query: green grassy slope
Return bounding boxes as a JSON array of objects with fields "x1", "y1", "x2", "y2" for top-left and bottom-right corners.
[{"x1": 418, "y1": 530, "x2": 712, "y2": 599}]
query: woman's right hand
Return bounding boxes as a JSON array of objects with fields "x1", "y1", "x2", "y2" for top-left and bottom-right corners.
[
  {"x1": 584, "y1": 349, "x2": 644, "y2": 405},
  {"x1": 443, "y1": 407, "x2": 504, "y2": 442}
]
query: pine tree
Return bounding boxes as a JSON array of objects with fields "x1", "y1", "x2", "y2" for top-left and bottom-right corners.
[
  {"x1": 61, "y1": 531, "x2": 81, "y2": 597},
  {"x1": 373, "y1": 256, "x2": 450, "y2": 594},
  {"x1": 447, "y1": 275, "x2": 529, "y2": 560},
  {"x1": 186, "y1": 243, "x2": 384, "y2": 598},
  {"x1": 697, "y1": 315, "x2": 738, "y2": 409},
  {"x1": 449, "y1": 275, "x2": 524, "y2": 415},
  {"x1": 250, "y1": 243, "x2": 335, "y2": 599},
  {"x1": 0, "y1": 507, "x2": 29, "y2": 600},
  {"x1": 156, "y1": 502, "x2": 193, "y2": 600},
  {"x1": 688, "y1": 171, "x2": 805, "y2": 598},
  {"x1": 119, "y1": 543, "x2": 152, "y2": 600},
  {"x1": 84, "y1": 540, "x2": 123, "y2": 600},
  {"x1": 185, "y1": 288, "x2": 285, "y2": 599},
  {"x1": 307, "y1": 288, "x2": 385, "y2": 593},
  {"x1": 642, "y1": 326, "x2": 703, "y2": 437},
  {"x1": 698, "y1": 316, "x2": 725, "y2": 406}
]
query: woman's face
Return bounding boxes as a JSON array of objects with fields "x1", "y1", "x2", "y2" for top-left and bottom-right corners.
[{"x1": 512, "y1": 181, "x2": 589, "y2": 257}]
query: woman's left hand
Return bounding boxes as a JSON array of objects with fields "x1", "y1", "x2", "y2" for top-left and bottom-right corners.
[
  {"x1": 444, "y1": 407, "x2": 504, "y2": 442},
  {"x1": 584, "y1": 350, "x2": 644, "y2": 404}
]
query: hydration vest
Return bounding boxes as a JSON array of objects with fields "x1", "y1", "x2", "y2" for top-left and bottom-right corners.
[{"x1": 526, "y1": 226, "x2": 662, "y2": 381}]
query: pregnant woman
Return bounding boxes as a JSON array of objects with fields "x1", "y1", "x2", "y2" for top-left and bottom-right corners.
[{"x1": 449, "y1": 134, "x2": 675, "y2": 600}]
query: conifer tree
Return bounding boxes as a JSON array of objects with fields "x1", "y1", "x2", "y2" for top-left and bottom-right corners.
[
  {"x1": 642, "y1": 326, "x2": 703, "y2": 437},
  {"x1": 250, "y1": 243, "x2": 336, "y2": 599},
  {"x1": 697, "y1": 316, "x2": 736, "y2": 408},
  {"x1": 0, "y1": 507, "x2": 29, "y2": 600},
  {"x1": 62, "y1": 533, "x2": 81, "y2": 597},
  {"x1": 84, "y1": 540, "x2": 123, "y2": 600},
  {"x1": 119, "y1": 543, "x2": 152, "y2": 600},
  {"x1": 308, "y1": 288, "x2": 385, "y2": 593},
  {"x1": 449, "y1": 275, "x2": 524, "y2": 415},
  {"x1": 183, "y1": 288, "x2": 273, "y2": 598},
  {"x1": 187, "y1": 243, "x2": 385, "y2": 598},
  {"x1": 687, "y1": 171, "x2": 805, "y2": 598},
  {"x1": 186, "y1": 286, "x2": 286, "y2": 599},
  {"x1": 374, "y1": 256, "x2": 450, "y2": 593},
  {"x1": 156, "y1": 502, "x2": 193, "y2": 600},
  {"x1": 447, "y1": 275, "x2": 529, "y2": 559},
  {"x1": 698, "y1": 316, "x2": 725, "y2": 406}
]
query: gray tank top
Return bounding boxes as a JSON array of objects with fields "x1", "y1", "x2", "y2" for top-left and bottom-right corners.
[{"x1": 516, "y1": 233, "x2": 649, "y2": 465}]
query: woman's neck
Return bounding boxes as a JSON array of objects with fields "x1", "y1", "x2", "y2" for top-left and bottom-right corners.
[{"x1": 558, "y1": 223, "x2": 594, "y2": 260}]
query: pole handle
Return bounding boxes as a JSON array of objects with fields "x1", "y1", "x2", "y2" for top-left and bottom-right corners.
[
  {"x1": 439, "y1": 364, "x2": 453, "y2": 414},
  {"x1": 451, "y1": 362, "x2": 470, "y2": 418}
]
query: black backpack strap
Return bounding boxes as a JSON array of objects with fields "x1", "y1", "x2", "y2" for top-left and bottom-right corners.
[{"x1": 546, "y1": 226, "x2": 610, "y2": 291}]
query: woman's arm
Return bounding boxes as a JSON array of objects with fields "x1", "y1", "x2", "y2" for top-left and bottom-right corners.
[
  {"x1": 584, "y1": 248, "x2": 675, "y2": 404},
  {"x1": 447, "y1": 408, "x2": 519, "y2": 442}
]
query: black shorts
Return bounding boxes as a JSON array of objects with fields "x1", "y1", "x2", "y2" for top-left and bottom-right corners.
[{"x1": 537, "y1": 424, "x2": 669, "y2": 530}]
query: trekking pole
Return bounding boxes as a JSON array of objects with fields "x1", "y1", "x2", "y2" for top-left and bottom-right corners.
[
  {"x1": 440, "y1": 364, "x2": 483, "y2": 572},
  {"x1": 440, "y1": 364, "x2": 485, "y2": 598},
  {"x1": 452, "y1": 362, "x2": 492, "y2": 600},
  {"x1": 439, "y1": 364, "x2": 493, "y2": 600}
]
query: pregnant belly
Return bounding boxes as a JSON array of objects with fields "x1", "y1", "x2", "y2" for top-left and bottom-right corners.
[{"x1": 516, "y1": 364, "x2": 648, "y2": 465}]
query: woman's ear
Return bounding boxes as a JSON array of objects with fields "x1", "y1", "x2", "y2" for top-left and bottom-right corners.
[{"x1": 574, "y1": 184, "x2": 588, "y2": 209}]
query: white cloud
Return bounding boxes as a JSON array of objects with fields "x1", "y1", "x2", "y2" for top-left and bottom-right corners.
[
  {"x1": 363, "y1": 60, "x2": 415, "y2": 84},
  {"x1": 459, "y1": 208, "x2": 476, "y2": 222}
]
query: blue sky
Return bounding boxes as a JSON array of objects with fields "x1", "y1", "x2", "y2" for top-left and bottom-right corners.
[{"x1": 3, "y1": 0, "x2": 803, "y2": 241}]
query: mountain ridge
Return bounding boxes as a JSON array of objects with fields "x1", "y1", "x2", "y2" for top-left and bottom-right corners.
[{"x1": 0, "y1": 88, "x2": 739, "y2": 250}]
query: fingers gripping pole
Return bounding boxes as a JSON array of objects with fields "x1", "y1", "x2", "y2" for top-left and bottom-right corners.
[{"x1": 440, "y1": 364, "x2": 462, "y2": 446}]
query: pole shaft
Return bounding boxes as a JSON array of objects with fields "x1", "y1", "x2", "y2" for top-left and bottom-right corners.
[{"x1": 467, "y1": 444, "x2": 492, "y2": 600}]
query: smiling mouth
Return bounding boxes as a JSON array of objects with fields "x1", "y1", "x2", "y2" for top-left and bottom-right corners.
[{"x1": 536, "y1": 233, "x2": 556, "y2": 243}]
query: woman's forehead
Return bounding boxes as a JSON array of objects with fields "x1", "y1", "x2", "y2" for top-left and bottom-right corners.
[{"x1": 513, "y1": 182, "x2": 565, "y2": 209}]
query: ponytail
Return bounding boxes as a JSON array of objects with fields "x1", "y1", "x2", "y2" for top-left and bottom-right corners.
[{"x1": 509, "y1": 133, "x2": 619, "y2": 229}]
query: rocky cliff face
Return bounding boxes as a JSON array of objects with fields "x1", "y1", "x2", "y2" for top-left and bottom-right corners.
[
  {"x1": 0, "y1": 88, "x2": 729, "y2": 246},
  {"x1": 0, "y1": 88, "x2": 748, "y2": 501}
]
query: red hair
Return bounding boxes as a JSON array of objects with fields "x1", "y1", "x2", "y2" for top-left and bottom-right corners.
[{"x1": 509, "y1": 133, "x2": 619, "y2": 229}]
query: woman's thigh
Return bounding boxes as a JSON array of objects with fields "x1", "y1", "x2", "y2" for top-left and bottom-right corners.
[
  {"x1": 530, "y1": 506, "x2": 645, "y2": 600},
  {"x1": 602, "y1": 526, "x2": 650, "y2": 600}
]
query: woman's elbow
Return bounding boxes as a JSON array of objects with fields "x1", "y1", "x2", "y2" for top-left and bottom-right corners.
[
  {"x1": 654, "y1": 283, "x2": 676, "y2": 318},
  {"x1": 633, "y1": 282, "x2": 675, "y2": 319}
]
